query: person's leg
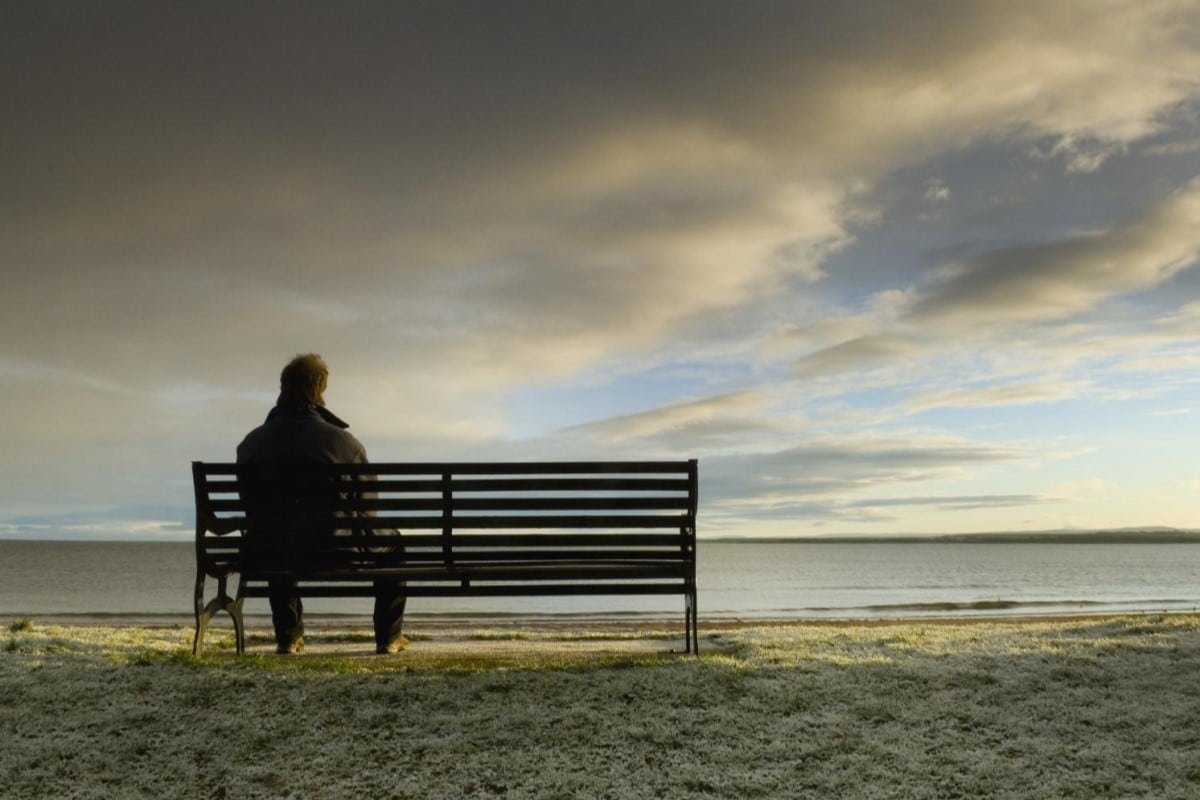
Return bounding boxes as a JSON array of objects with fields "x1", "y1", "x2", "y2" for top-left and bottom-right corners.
[
  {"x1": 373, "y1": 581, "x2": 407, "y2": 653},
  {"x1": 268, "y1": 580, "x2": 304, "y2": 652}
]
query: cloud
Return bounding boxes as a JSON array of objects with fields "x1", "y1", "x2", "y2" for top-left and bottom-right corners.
[
  {"x1": 911, "y1": 179, "x2": 1200, "y2": 324},
  {"x1": 905, "y1": 381, "x2": 1090, "y2": 412},
  {"x1": 716, "y1": 492, "x2": 1059, "y2": 525},
  {"x1": 7, "y1": 3, "x2": 1198, "y2": 377},
  {"x1": 552, "y1": 391, "x2": 779, "y2": 451},
  {"x1": 847, "y1": 494, "x2": 1059, "y2": 512},
  {"x1": 704, "y1": 434, "x2": 1027, "y2": 507},
  {"x1": 923, "y1": 179, "x2": 952, "y2": 203},
  {"x1": 1143, "y1": 137, "x2": 1200, "y2": 156},
  {"x1": 1032, "y1": 135, "x2": 1127, "y2": 173},
  {"x1": 516, "y1": 383, "x2": 1045, "y2": 524},
  {"x1": 785, "y1": 178, "x2": 1200, "y2": 379},
  {"x1": 794, "y1": 335, "x2": 919, "y2": 377},
  {"x1": 1050, "y1": 478, "x2": 1108, "y2": 497},
  {"x1": 0, "y1": 357, "x2": 130, "y2": 396},
  {"x1": 0, "y1": 505, "x2": 190, "y2": 542}
]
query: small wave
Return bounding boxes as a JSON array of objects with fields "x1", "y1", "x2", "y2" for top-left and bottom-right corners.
[
  {"x1": 700, "y1": 598, "x2": 1200, "y2": 619},
  {"x1": 857, "y1": 599, "x2": 1105, "y2": 613}
]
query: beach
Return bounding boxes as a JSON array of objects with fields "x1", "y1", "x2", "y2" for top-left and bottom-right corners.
[{"x1": 3, "y1": 615, "x2": 1199, "y2": 799}]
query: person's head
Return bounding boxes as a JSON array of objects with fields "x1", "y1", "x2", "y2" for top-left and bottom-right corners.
[{"x1": 278, "y1": 353, "x2": 328, "y2": 408}]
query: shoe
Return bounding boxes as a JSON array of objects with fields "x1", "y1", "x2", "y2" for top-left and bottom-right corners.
[
  {"x1": 276, "y1": 637, "x2": 304, "y2": 655},
  {"x1": 375, "y1": 636, "x2": 409, "y2": 654}
]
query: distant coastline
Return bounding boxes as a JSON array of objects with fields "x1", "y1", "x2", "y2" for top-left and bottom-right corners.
[{"x1": 708, "y1": 527, "x2": 1200, "y2": 544}]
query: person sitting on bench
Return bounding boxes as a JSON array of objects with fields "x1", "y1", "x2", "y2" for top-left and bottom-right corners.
[{"x1": 236, "y1": 353, "x2": 407, "y2": 655}]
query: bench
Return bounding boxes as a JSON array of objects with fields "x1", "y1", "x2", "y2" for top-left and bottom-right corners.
[{"x1": 191, "y1": 460, "x2": 699, "y2": 655}]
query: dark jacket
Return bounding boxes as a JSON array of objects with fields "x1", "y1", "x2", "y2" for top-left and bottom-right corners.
[
  {"x1": 237, "y1": 405, "x2": 368, "y2": 465},
  {"x1": 235, "y1": 404, "x2": 379, "y2": 563}
]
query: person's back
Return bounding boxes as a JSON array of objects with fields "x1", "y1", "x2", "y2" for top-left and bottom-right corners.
[
  {"x1": 236, "y1": 354, "x2": 406, "y2": 655},
  {"x1": 238, "y1": 404, "x2": 366, "y2": 466}
]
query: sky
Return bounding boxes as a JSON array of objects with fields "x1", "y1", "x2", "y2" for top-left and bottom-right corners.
[{"x1": 4, "y1": 1, "x2": 1200, "y2": 540}]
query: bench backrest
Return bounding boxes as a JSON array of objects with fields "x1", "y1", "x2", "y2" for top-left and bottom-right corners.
[{"x1": 193, "y1": 460, "x2": 698, "y2": 575}]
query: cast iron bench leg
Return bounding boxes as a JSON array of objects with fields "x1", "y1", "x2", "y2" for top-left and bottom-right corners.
[
  {"x1": 193, "y1": 570, "x2": 244, "y2": 656},
  {"x1": 687, "y1": 586, "x2": 699, "y2": 655}
]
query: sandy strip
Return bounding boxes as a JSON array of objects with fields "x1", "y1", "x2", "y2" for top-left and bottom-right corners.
[{"x1": 3, "y1": 613, "x2": 1199, "y2": 798}]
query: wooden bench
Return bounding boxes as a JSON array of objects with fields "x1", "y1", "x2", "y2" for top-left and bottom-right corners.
[{"x1": 191, "y1": 460, "x2": 699, "y2": 655}]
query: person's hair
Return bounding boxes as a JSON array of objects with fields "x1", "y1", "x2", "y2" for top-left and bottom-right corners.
[{"x1": 278, "y1": 353, "x2": 328, "y2": 408}]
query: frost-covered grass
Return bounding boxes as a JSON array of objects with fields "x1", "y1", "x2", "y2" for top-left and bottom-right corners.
[{"x1": 3, "y1": 615, "x2": 1200, "y2": 799}]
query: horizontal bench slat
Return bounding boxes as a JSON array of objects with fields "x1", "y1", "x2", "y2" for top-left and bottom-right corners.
[
  {"x1": 205, "y1": 496, "x2": 692, "y2": 513},
  {"x1": 202, "y1": 514, "x2": 692, "y2": 531},
  {"x1": 202, "y1": 477, "x2": 690, "y2": 494},
  {"x1": 374, "y1": 478, "x2": 692, "y2": 492},
  {"x1": 389, "y1": 551, "x2": 689, "y2": 565},
  {"x1": 227, "y1": 550, "x2": 690, "y2": 567},
  {"x1": 203, "y1": 544, "x2": 688, "y2": 559},
  {"x1": 366, "y1": 532, "x2": 689, "y2": 548},
  {"x1": 199, "y1": 531, "x2": 688, "y2": 548},
  {"x1": 246, "y1": 561, "x2": 689, "y2": 580},
  {"x1": 243, "y1": 582, "x2": 689, "y2": 599},
  {"x1": 199, "y1": 461, "x2": 692, "y2": 477}
]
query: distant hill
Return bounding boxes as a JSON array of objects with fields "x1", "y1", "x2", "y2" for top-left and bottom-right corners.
[
  {"x1": 934, "y1": 527, "x2": 1200, "y2": 544},
  {"x1": 708, "y1": 527, "x2": 1200, "y2": 544}
]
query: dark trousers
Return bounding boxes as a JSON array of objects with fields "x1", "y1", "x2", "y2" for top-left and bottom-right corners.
[{"x1": 269, "y1": 581, "x2": 407, "y2": 648}]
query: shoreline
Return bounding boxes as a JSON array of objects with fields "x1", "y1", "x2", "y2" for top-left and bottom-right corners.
[{"x1": 6, "y1": 607, "x2": 1197, "y2": 630}]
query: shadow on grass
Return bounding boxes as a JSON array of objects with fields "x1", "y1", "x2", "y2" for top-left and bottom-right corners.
[{"x1": 133, "y1": 629, "x2": 727, "y2": 675}]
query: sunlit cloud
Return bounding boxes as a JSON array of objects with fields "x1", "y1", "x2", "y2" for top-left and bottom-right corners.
[
  {"x1": 1148, "y1": 407, "x2": 1192, "y2": 417},
  {"x1": 905, "y1": 381, "x2": 1091, "y2": 413},
  {"x1": 847, "y1": 494, "x2": 1060, "y2": 512},
  {"x1": 794, "y1": 336, "x2": 920, "y2": 377},
  {"x1": 553, "y1": 391, "x2": 778, "y2": 451},
  {"x1": 1050, "y1": 478, "x2": 1108, "y2": 497}
]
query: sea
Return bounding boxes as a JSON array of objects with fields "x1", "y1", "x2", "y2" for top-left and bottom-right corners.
[{"x1": 3, "y1": 539, "x2": 1200, "y2": 623}]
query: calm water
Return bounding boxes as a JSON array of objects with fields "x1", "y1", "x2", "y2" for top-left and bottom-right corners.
[{"x1": 1, "y1": 540, "x2": 1198, "y2": 620}]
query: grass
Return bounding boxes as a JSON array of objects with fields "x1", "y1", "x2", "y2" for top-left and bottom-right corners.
[{"x1": 2, "y1": 615, "x2": 1199, "y2": 798}]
